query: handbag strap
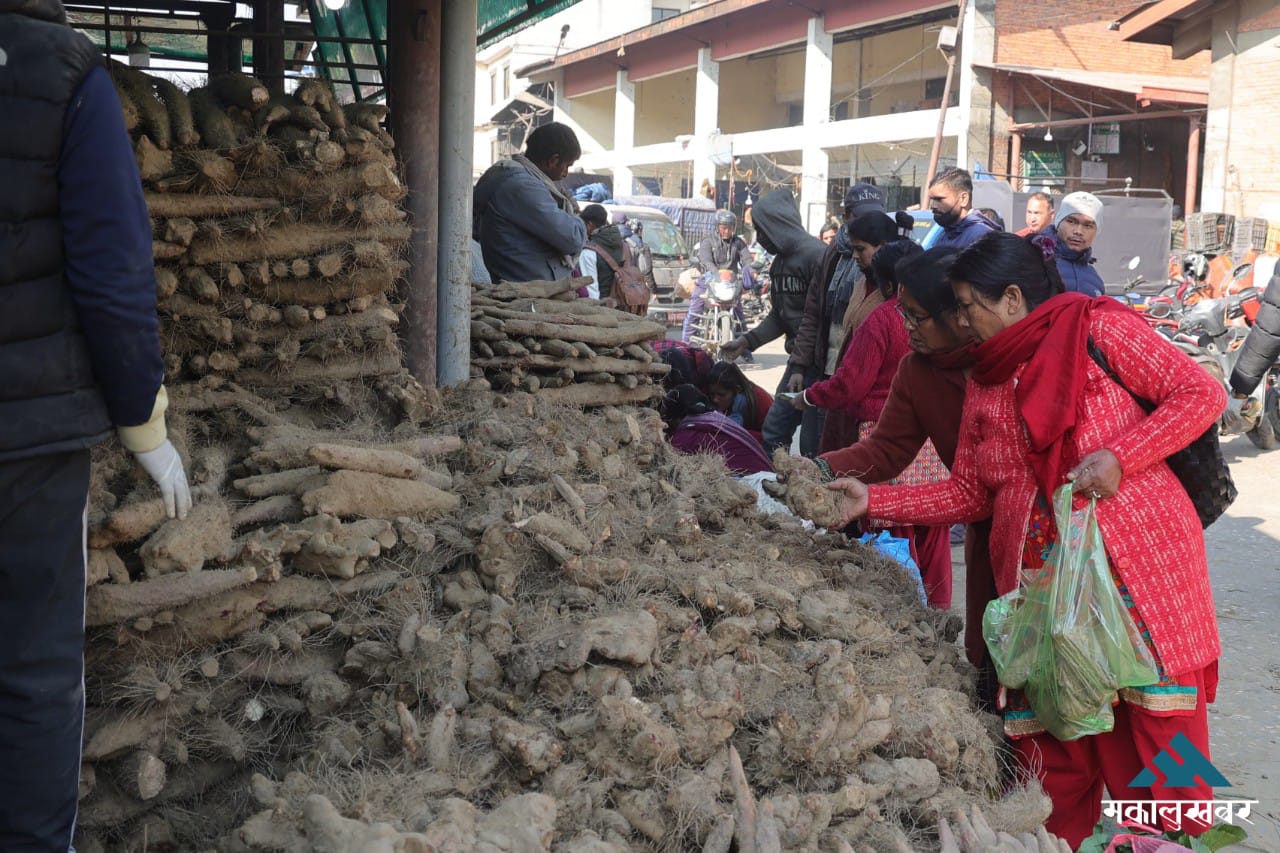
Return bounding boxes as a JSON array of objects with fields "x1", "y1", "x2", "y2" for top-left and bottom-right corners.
[{"x1": 1086, "y1": 336, "x2": 1157, "y2": 415}]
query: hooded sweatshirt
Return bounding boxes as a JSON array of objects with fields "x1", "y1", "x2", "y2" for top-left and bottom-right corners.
[
  {"x1": 1047, "y1": 225, "x2": 1106, "y2": 297},
  {"x1": 742, "y1": 189, "x2": 826, "y2": 354},
  {"x1": 931, "y1": 209, "x2": 999, "y2": 252}
]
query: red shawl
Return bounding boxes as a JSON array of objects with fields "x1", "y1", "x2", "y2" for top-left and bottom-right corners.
[{"x1": 972, "y1": 293, "x2": 1128, "y2": 496}]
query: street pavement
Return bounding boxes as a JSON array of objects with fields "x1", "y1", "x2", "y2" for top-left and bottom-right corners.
[{"x1": 736, "y1": 336, "x2": 1280, "y2": 848}]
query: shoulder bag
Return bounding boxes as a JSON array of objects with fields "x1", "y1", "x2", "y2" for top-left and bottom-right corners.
[{"x1": 1086, "y1": 337, "x2": 1236, "y2": 528}]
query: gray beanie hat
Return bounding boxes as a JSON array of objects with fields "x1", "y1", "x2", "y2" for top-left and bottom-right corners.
[{"x1": 1055, "y1": 191, "x2": 1103, "y2": 230}]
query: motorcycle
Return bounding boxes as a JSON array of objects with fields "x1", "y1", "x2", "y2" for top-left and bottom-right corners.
[
  {"x1": 740, "y1": 258, "x2": 771, "y2": 326},
  {"x1": 688, "y1": 268, "x2": 749, "y2": 356},
  {"x1": 1168, "y1": 263, "x2": 1280, "y2": 449}
]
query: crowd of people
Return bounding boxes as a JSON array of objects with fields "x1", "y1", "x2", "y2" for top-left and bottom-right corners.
[
  {"x1": 649, "y1": 171, "x2": 1225, "y2": 849},
  {"x1": 0, "y1": 0, "x2": 1229, "y2": 842}
]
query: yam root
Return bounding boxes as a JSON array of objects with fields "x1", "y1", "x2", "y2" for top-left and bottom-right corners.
[
  {"x1": 301, "y1": 470, "x2": 460, "y2": 520},
  {"x1": 308, "y1": 443, "x2": 428, "y2": 480},
  {"x1": 188, "y1": 86, "x2": 239, "y2": 149},
  {"x1": 256, "y1": 268, "x2": 398, "y2": 307},
  {"x1": 143, "y1": 193, "x2": 280, "y2": 219},
  {"x1": 151, "y1": 75, "x2": 198, "y2": 147},
  {"x1": 87, "y1": 565, "x2": 258, "y2": 626},
  {"x1": 135, "y1": 135, "x2": 174, "y2": 182},
  {"x1": 188, "y1": 223, "x2": 410, "y2": 265},
  {"x1": 771, "y1": 450, "x2": 845, "y2": 528},
  {"x1": 533, "y1": 383, "x2": 661, "y2": 407},
  {"x1": 209, "y1": 73, "x2": 270, "y2": 111}
]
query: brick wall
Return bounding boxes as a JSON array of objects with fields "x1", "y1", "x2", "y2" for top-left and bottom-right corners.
[
  {"x1": 994, "y1": 0, "x2": 1210, "y2": 75},
  {"x1": 1218, "y1": 20, "x2": 1280, "y2": 216}
]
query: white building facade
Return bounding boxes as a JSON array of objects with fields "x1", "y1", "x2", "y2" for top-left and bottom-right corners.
[{"x1": 521, "y1": 0, "x2": 987, "y2": 229}]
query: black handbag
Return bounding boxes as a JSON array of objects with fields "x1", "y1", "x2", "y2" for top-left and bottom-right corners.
[{"x1": 1087, "y1": 337, "x2": 1237, "y2": 528}]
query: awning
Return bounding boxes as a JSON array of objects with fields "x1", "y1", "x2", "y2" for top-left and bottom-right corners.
[
  {"x1": 1117, "y1": 0, "x2": 1216, "y2": 57},
  {"x1": 487, "y1": 83, "x2": 553, "y2": 123},
  {"x1": 978, "y1": 62, "x2": 1207, "y2": 106},
  {"x1": 478, "y1": 0, "x2": 580, "y2": 48}
]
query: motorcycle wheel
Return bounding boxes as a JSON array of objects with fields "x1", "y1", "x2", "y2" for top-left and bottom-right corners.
[
  {"x1": 716, "y1": 312, "x2": 735, "y2": 350},
  {"x1": 1250, "y1": 388, "x2": 1280, "y2": 450}
]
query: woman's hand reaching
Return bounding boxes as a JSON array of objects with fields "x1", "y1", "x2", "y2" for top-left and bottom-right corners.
[
  {"x1": 1066, "y1": 449, "x2": 1122, "y2": 500},
  {"x1": 826, "y1": 477, "x2": 869, "y2": 525}
]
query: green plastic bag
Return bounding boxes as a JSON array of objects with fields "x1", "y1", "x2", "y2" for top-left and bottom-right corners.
[{"x1": 983, "y1": 485, "x2": 1160, "y2": 741}]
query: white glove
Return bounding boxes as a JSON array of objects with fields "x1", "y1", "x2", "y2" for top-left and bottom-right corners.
[{"x1": 134, "y1": 440, "x2": 192, "y2": 520}]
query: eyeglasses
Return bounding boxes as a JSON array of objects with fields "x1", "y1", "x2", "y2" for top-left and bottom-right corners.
[{"x1": 896, "y1": 303, "x2": 931, "y2": 330}]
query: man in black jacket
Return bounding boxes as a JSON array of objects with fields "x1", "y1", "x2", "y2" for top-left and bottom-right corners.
[
  {"x1": 721, "y1": 189, "x2": 826, "y2": 455},
  {"x1": 0, "y1": 3, "x2": 191, "y2": 847},
  {"x1": 1229, "y1": 268, "x2": 1280, "y2": 422}
]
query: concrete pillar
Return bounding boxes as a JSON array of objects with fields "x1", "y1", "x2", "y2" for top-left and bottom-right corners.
[
  {"x1": 437, "y1": 0, "x2": 475, "y2": 386},
  {"x1": 693, "y1": 47, "x2": 720, "y2": 200},
  {"x1": 614, "y1": 69, "x2": 636, "y2": 197},
  {"x1": 801, "y1": 16, "x2": 832, "y2": 232},
  {"x1": 1202, "y1": 7, "x2": 1237, "y2": 213},
  {"x1": 958, "y1": 0, "x2": 997, "y2": 173}
]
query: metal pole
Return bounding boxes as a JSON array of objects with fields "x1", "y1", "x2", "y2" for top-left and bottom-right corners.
[
  {"x1": 437, "y1": 0, "x2": 476, "y2": 386},
  {"x1": 922, "y1": 0, "x2": 964, "y2": 208},
  {"x1": 1185, "y1": 117, "x2": 1201, "y2": 216},
  {"x1": 1010, "y1": 131, "x2": 1022, "y2": 192},
  {"x1": 389, "y1": 0, "x2": 442, "y2": 387}
]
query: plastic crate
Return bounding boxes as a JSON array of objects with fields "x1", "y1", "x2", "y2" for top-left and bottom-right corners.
[
  {"x1": 1232, "y1": 216, "x2": 1269, "y2": 253},
  {"x1": 1267, "y1": 223, "x2": 1280, "y2": 254},
  {"x1": 1186, "y1": 212, "x2": 1234, "y2": 253}
]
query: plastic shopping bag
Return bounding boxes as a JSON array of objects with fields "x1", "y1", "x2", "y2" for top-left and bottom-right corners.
[
  {"x1": 861, "y1": 531, "x2": 927, "y2": 606},
  {"x1": 982, "y1": 485, "x2": 1159, "y2": 740}
]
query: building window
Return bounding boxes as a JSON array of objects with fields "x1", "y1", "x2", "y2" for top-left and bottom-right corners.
[
  {"x1": 787, "y1": 103, "x2": 803, "y2": 127},
  {"x1": 652, "y1": 7, "x2": 679, "y2": 23},
  {"x1": 503, "y1": 65, "x2": 511, "y2": 100},
  {"x1": 490, "y1": 69, "x2": 498, "y2": 105},
  {"x1": 924, "y1": 77, "x2": 946, "y2": 100}
]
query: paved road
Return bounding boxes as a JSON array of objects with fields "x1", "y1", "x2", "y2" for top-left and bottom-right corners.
[{"x1": 738, "y1": 337, "x2": 1280, "y2": 846}]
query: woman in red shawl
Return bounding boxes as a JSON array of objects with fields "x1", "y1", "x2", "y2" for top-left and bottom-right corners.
[{"x1": 827, "y1": 232, "x2": 1225, "y2": 848}]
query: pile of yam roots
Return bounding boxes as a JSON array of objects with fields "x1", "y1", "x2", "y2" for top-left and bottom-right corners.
[{"x1": 73, "y1": 69, "x2": 1068, "y2": 852}]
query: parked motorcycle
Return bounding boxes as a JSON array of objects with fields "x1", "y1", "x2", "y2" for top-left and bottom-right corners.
[
  {"x1": 740, "y1": 258, "x2": 771, "y2": 326},
  {"x1": 688, "y1": 268, "x2": 748, "y2": 356},
  {"x1": 1167, "y1": 263, "x2": 1279, "y2": 449}
]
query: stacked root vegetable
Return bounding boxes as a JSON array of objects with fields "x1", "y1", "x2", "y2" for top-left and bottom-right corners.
[
  {"x1": 469, "y1": 277, "x2": 670, "y2": 406},
  {"x1": 70, "y1": 67, "x2": 1068, "y2": 853},
  {"x1": 113, "y1": 62, "x2": 411, "y2": 389}
]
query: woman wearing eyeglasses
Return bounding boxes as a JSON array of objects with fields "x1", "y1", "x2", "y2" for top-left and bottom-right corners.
[
  {"x1": 790, "y1": 240, "x2": 953, "y2": 608},
  {"x1": 825, "y1": 231, "x2": 1225, "y2": 848},
  {"x1": 806, "y1": 247, "x2": 992, "y2": 659}
]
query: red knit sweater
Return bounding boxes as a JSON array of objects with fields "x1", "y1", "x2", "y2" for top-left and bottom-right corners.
[
  {"x1": 805, "y1": 298, "x2": 909, "y2": 423},
  {"x1": 867, "y1": 308, "x2": 1225, "y2": 676},
  {"x1": 820, "y1": 352, "x2": 966, "y2": 480}
]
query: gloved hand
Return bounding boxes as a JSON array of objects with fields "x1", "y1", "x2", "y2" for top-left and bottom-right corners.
[{"x1": 134, "y1": 440, "x2": 192, "y2": 519}]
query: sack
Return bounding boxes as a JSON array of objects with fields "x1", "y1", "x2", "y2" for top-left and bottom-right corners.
[
  {"x1": 1086, "y1": 337, "x2": 1237, "y2": 527},
  {"x1": 982, "y1": 485, "x2": 1159, "y2": 741},
  {"x1": 588, "y1": 241, "x2": 651, "y2": 315}
]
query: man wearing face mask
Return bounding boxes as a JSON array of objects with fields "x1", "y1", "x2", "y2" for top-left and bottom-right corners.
[
  {"x1": 473, "y1": 122, "x2": 587, "y2": 283},
  {"x1": 928, "y1": 167, "x2": 999, "y2": 251}
]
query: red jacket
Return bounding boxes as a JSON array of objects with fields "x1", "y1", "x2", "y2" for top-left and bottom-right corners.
[
  {"x1": 867, "y1": 307, "x2": 1225, "y2": 677},
  {"x1": 804, "y1": 297, "x2": 909, "y2": 423}
]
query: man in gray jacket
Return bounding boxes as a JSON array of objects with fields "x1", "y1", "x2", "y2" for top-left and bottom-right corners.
[{"x1": 473, "y1": 122, "x2": 587, "y2": 283}]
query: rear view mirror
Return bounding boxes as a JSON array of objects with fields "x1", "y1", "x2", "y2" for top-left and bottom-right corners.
[{"x1": 1231, "y1": 263, "x2": 1254, "y2": 281}]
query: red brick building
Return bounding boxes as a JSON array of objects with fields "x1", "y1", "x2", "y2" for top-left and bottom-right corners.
[{"x1": 970, "y1": 0, "x2": 1209, "y2": 212}]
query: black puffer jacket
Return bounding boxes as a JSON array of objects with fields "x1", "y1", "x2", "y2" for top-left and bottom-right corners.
[
  {"x1": 742, "y1": 189, "x2": 825, "y2": 354},
  {"x1": 1230, "y1": 270, "x2": 1280, "y2": 395}
]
